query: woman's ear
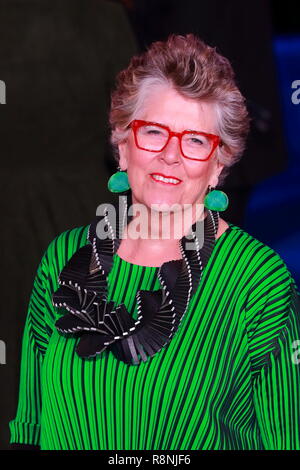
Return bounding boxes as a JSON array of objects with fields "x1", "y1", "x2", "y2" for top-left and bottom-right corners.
[
  {"x1": 118, "y1": 141, "x2": 128, "y2": 171},
  {"x1": 116, "y1": 126, "x2": 128, "y2": 171},
  {"x1": 209, "y1": 160, "x2": 225, "y2": 188}
]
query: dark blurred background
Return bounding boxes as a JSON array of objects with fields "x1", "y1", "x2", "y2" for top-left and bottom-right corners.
[{"x1": 0, "y1": 0, "x2": 299, "y2": 449}]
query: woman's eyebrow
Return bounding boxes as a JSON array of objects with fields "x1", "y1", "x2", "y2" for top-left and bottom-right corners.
[
  {"x1": 156, "y1": 122, "x2": 201, "y2": 132},
  {"x1": 185, "y1": 128, "x2": 205, "y2": 133},
  {"x1": 146, "y1": 121, "x2": 205, "y2": 134},
  {"x1": 147, "y1": 120, "x2": 165, "y2": 126}
]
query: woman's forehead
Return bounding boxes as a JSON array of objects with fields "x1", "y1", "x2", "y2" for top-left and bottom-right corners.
[{"x1": 137, "y1": 87, "x2": 218, "y2": 133}]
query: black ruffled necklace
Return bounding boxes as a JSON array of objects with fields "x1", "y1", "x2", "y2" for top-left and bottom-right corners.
[{"x1": 52, "y1": 191, "x2": 220, "y2": 365}]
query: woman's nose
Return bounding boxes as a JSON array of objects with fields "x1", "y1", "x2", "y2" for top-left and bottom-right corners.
[{"x1": 160, "y1": 136, "x2": 182, "y2": 163}]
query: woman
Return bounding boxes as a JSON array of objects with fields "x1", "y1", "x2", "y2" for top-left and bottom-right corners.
[{"x1": 10, "y1": 34, "x2": 300, "y2": 450}]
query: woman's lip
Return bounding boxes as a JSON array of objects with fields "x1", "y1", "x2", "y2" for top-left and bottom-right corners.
[{"x1": 150, "y1": 173, "x2": 182, "y2": 185}]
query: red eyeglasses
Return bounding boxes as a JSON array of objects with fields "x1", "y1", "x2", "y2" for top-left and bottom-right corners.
[{"x1": 129, "y1": 119, "x2": 223, "y2": 161}]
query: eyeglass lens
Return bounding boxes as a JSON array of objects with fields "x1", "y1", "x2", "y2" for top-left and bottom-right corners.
[{"x1": 136, "y1": 123, "x2": 213, "y2": 160}]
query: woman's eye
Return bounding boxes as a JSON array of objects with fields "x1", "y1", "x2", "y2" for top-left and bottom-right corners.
[
  {"x1": 189, "y1": 137, "x2": 203, "y2": 145},
  {"x1": 146, "y1": 128, "x2": 162, "y2": 135}
]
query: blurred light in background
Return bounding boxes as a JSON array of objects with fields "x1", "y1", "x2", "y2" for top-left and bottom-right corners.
[{"x1": 244, "y1": 35, "x2": 300, "y2": 287}]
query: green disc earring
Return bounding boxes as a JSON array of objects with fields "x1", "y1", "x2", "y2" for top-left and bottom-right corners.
[
  {"x1": 204, "y1": 185, "x2": 229, "y2": 211},
  {"x1": 107, "y1": 167, "x2": 131, "y2": 193}
]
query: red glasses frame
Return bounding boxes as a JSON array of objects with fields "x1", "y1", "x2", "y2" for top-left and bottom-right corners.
[{"x1": 129, "y1": 119, "x2": 223, "y2": 161}]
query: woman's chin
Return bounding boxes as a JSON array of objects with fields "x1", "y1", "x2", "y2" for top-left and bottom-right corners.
[
  {"x1": 145, "y1": 196, "x2": 183, "y2": 213},
  {"x1": 131, "y1": 189, "x2": 183, "y2": 213}
]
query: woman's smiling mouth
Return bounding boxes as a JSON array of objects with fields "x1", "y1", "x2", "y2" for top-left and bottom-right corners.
[{"x1": 150, "y1": 173, "x2": 182, "y2": 185}]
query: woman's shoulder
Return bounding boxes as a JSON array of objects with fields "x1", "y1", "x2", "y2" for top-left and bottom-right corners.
[
  {"x1": 42, "y1": 223, "x2": 91, "y2": 274},
  {"x1": 227, "y1": 221, "x2": 284, "y2": 256},
  {"x1": 225, "y1": 221, "x2": 294, "y2": 287}
]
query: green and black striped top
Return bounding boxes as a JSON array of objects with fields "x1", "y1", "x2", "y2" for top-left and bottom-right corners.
[{"x1": 9, "y1": 222, "x2": 300, "y2": 450}]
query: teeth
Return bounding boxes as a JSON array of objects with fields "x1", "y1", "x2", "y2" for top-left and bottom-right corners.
[{"x1": 152, "y1": 174, "x2": 180, "y2": 184}]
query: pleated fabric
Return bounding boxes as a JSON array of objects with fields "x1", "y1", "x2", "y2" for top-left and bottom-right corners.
[{"x1": 9, "y1": 222, "x2": 300, "y2": 450}]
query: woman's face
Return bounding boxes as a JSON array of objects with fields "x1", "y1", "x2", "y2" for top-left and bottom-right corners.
[{"x1": 118, "y1": 85, "x2": 225, "y2": 213}]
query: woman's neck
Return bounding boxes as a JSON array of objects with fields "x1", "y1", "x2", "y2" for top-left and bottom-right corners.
[{"x1": 116, "y1": 205, "x2": 228, "y2": 267}]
